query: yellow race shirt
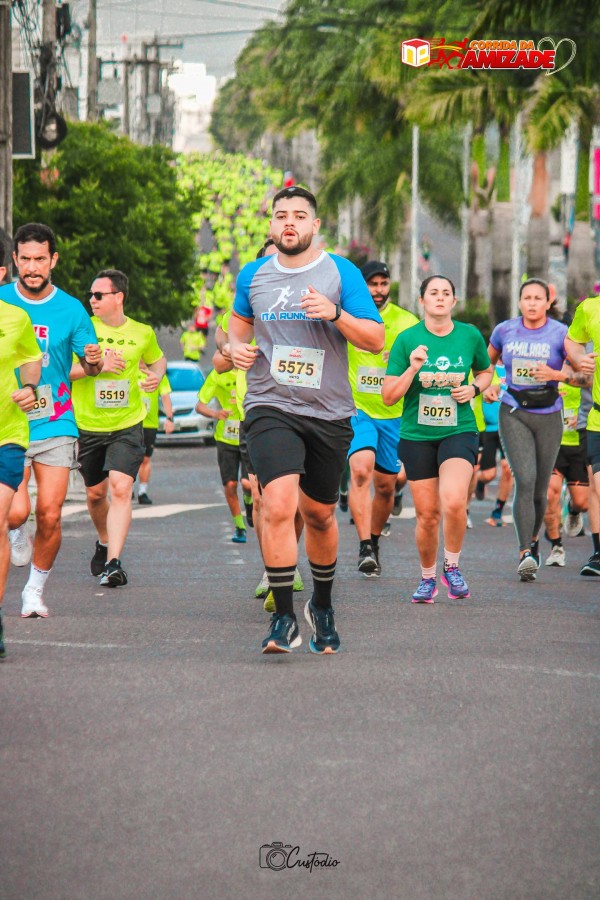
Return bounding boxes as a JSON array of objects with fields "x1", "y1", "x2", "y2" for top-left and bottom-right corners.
[
  {"x1": 567, "y1": 297, "x2": 600, "y2": 432},
  {"x1": 0, "y1": 300, "x2": 43, "y2": 448},
  {"x1": 72, "y1": 316, "x2": 163, "y2": 432},
  {"x1": 140, "y1": 373, "x2": 171, "y2": 429},
  {"x1": 348, "y1": 303, "x2": 418, "y2": 418}
]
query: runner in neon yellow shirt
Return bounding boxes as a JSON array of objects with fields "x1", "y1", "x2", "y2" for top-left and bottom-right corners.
[
  {"x1": 180, "y1": 324, "x2": 206, "y2": 362},
  {"x1": 136, "y1": 366, "x2": 173, "y2": 505},
  {"x1": 71, "y1": 268, "x2": 166, "y2": 587},
  {"x1": 347, "y1": 261, "x2": 418, "y2": 578}
]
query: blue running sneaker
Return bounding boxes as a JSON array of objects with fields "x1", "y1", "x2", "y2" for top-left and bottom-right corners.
[
  {"x1": 441, "y1": 565, "x2": 470, "y2": 599},
  {"x1": 304, "y1": 600, "x2": 340, "y2": 654},
  {"x1": 232, "y1": 526, "x2": 247, "y2": 543},
  {"x1": 487, "y1": 508, "x2": 503, "y2": 527},
  {"x1": 262, "y1": 614, "x2": 302, "y2": 654},
  {"x1": 411, "y1": 578, "x2": 438, "y2": 603}
]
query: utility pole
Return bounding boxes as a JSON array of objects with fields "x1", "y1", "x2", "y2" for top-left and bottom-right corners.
[
  {"x1": 0, "y1": 0, "x2": 12, "y2": 277},
  {"x1": 87, "y1": 0, "x2": 98, "y2": 121},
  {"x1": 122, "y1": 59, "x2": 130, "y2": 138}
]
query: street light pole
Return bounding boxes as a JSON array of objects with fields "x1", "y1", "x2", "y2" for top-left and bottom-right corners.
[
  {"x1": 87, "y1": 0, "x2": 98, "y2": 121},
  {"x1": 0, "y1": 0, "x2": 12, "y2": 277},
  {"x1": 411, "y1": 125, "x2": 419, "y2": 314}
]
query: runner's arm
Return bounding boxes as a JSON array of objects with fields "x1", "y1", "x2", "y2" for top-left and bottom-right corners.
[
  {"x1": 335, "y1": 313, "x2": 384, "y2": 354},
  {"x1": 487, "y1": 344, "x2": 501, "y2": 366},
  {"x1": 564, "y1": 336, "x2": 597, "y2": 374},
  {"x1": 213, "y1": 348, "x2": 234, "y2": 374},
  {"x1": 229, "y1": 313, "x2": 258, "y2": 371},
  {"x1": 13, "y1": 359, "x2": 43, "y2": 412}
]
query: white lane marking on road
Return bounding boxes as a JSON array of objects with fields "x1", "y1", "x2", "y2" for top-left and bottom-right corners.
[
  {"x1": 495, "y1": 664, "x2": 600, "y2": 680},
  {"x1": 61, "y1": 504, "x2": 88, "y2": 518},
  {"x1": 10, "y1": 639, "x2": 129, "y2": 649},
  {"x1": 62, "y1": 503, "x2": 224, "y2": 520}
]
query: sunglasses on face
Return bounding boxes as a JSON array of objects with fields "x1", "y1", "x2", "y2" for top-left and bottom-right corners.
[{"x1": 87, "y1": 290, "x2": 117, "y2": 301}]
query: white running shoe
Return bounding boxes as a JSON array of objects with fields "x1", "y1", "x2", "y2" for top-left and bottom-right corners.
[
  {"x1": 9, "y1": 527, "x2": 32, "y2": 567},
  {"x1": 545, "y1": 544, "x2": 566, "y2": 567},
  {"x1": 255, "y1": 571, "x2": 269, "y2": 599},
  {"x1": 563, "y1": 512, "x2": 584, "y2": 538},
  {"x1": 466, "y1": 514, "x2": 473, "y2": 529},
  {"x1": 21, "y1": 585, "x2": 49, "y2": 618}
]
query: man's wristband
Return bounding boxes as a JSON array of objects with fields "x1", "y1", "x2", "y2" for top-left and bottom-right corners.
[
  {"x1": 332, "y1": 303, "x2": 342, "y2": 322},
  {"x1": 166, "y1": 416, "x2": 174, "y2": 422},
  {"x1": 22, "y1": 383, "x2": 38, "y2": 396},
  {"x1": 471, "y1": 383, "x2": 481, "y2": 397}
]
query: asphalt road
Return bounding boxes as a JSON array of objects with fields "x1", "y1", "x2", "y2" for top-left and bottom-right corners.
[{"x1": 1, "y1": 445, "x2": 598, "y2": 900}]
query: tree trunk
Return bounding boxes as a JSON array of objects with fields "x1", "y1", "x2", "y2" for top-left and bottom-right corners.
[
  {"x1": 526, "y1": 152, "x2": 549, "y2": 281},
  {"x1": 467, "y1": 206, "x2": 490, "y2": 302},
  {"x1": 490, "y1": 201, "x2": 513, "y2": 325},
  {"x1": 567, "y1": 220, "x2": 596, "y2": 301}
]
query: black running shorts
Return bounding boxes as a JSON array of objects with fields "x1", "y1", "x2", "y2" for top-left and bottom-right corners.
[
  {"x1": 78, "y1": 422, "x2": 145, "y2": 487},
  {"x1": 216, "y1": 442, "x2": 248, "y2": 485},
  {"x1": 239, "y1": 423, "x2": 254, "y2": 476},
  {"x1": 143, "y1": 428, "x2": 158, "y2": 458},
  {"x1": 243, "y1": 406, "x2": 353, "y2": 504},
  {"x1": 399, "y1": 432, "x2": 480, "y2": 481},
  {"x1": 479, "y1": 431, "x2": 504, "y2": 471},
  {"x1": 553, "y1": 432, "x2": 589, "y2": 485},
  {"x1": 587, "y1": 430, "x2": 600, "y2": 475}
]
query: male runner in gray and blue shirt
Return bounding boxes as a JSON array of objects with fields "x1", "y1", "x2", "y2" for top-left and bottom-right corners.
[{"x1": 229, "y1": 186, "x2": 384, "y2": 654}]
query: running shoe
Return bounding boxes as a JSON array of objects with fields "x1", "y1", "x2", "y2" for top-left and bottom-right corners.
[
  {"x1": 138, "y1": 492, "x2": 153, "y2": 505},
  {"x1": 392, "y1": 490, "x2": 403, "y2": 517},
  {"x1": 411, "y1": 577, "x2": 438, "y2": 603},
  {"x1": 466, "y1": 512, "x2": 473, "y2": 529},
  {"x1": 339, "y1": 491, "x2": 348, "y2": 513},
  {"x1": 262, "y1": 613, "x2": 302, "y2": 654},
  {"x1": 9, "y1": 526, "x2": 32, "y2": 567},
  {"x1": 563, "y1": 511, "x2": 584, "y2": 538},
  {"x1": 486, "y1": 508, "x2": 504, "y2": 528},
  {"x1": 580, "y1": 553, "x2": 600, "y2": 576},
  {"x1": 263, "y1": 591, "x2": 275, "y2": 613},
  {"x1": 545, "y1": 545, "x2": 565, "y2": 567},
  {"x1": 381, "y1": 521, "x2": 391, "y2": 537},
  {"x1": 475, "y1": 480, "x2": 485, "y2": 501},
  {"x1": 441, "y1": 565, "x2": 471, "y2": 599},
  {"x1": 90, "y1": 540, "x2": 108, "y2": 576},
  {"x1": 358, "y1": 543, "x2": 378, "y2": 576},
  {"x1": 372, "y1": 546, "x2": 382, "y2": 577},
  {"x1": 293, "y1": 568, "x2": 304, "y2": 592},
  {"x1": 232, "y1": 526, "x2": 247, "y2": 543},
  {"x1": 244, "y1": 500, "x2": 254, "y2": 528},
  {"x1": 21, "y1": 585, "x2": 49, "y2": 618},
  {"x1": 255, "y1": 571, "x2": 269, "y2": 598},
  {"x1": 0, "y1": 612, "x2": 5, "y2": 659},
  {"x1": 517, "y1": 551, "x2": 538, "y2": 582},
  {"x1": 304, "y1": 600, "x2": 340, "y2": 654},
  {"x1": 99, "y1": 558, "x2": 128, "y2": 587},
  {"x1": 530, "y1": 541, "x2": 541, "y2": 568}
]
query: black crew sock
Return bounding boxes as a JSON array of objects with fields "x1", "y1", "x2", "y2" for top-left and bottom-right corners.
[
  {"x1": 495, "y1": 498, "x2": 506, "y2": 513},
  {"x1": 265, "y1": 565, "x2": 295, "y2": 617},
  {"x1": 592, "y1": 533, "x2": 600, "y2": 555},
  {"x1": 550, "y1": 536, "x2": 563, "y2": 548},
  {"x1": 309, "y1": 559, "x2": 336, "y2": 609},
  {"x1": 370, "y1": 534, "x2": 380, "y2": 551},
  {"x1": 359, "y1": 539, "x2": 373, "y2": 553}
]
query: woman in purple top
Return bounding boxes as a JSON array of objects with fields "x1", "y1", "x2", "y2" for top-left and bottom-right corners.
[{"x1": 488, "y1": 279, "x2": 567, "y2": 582}]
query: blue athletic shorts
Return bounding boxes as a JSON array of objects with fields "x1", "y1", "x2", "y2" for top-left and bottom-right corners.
[
  {"x1": 0, "y1": 443, "x2": 26, "y2": 491},
  {"x1": 348, "y1": 410, "x2": 402, "y2": 475}
]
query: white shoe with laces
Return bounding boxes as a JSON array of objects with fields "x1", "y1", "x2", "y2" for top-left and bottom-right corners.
[
  {"x1": 21, "y1": 585, "x2": 49, "y2": 618},
  {"x1": 545, "y1": 544, "x2": 566, "y2": 567},
  {"x1": 9, "y1": 527, "x2": 33, "y2": 567},
  {"x1": 563, "y1": 512, "x2": 584, "y2": 538}
]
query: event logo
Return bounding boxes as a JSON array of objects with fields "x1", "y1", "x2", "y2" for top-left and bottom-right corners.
[{"x1": 401, "y1": 36, "x2": 576, "y2": 75}]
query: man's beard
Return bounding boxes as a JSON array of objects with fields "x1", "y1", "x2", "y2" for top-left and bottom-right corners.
[
  {"x1": 373, "y1": 292, "x2": 390, "y2": 308},
  {"x1": 19, "y1": 274, "x2": 50, "y2": 294},
  {"x1": 272, "y1": 232, "x2": 313, "y2": 256}
]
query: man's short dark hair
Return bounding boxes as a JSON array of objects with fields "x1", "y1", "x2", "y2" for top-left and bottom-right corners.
[
  {"x1": 95, "y1": 268, "x2": 128, "y2": 300},
  {"x1": 256, "y1": 237, "x2": 275, "y2": 259},
  {"x1": 14, "y1": 223, "x2": 57, "y2": 256},
  {"x1": 272, "y1": 186, "x2": 317, "y2": 215}
]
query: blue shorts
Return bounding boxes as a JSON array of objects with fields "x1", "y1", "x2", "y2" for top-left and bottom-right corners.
[
  {"x1": 348, "y1": 410, "x2": 402, "y2": 475},
  {"x1": 0, "y1": 443, "x2": 26, "y2": 491}
]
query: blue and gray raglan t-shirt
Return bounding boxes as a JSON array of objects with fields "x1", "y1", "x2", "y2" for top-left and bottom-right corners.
[{"x1": 233, "y1": 251, "x2": 382, "y2": 420}]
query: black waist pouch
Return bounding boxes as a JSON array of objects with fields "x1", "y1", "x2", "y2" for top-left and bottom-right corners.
[{"x1": 507, "y1": 385, "x2": 560, "y2": 409}]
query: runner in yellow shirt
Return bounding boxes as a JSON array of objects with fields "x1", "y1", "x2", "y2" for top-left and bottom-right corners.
[
  {"x1": 0, "y1": 245, "x2": 43, "y2": 655},
  {"x1": 180, "y1": 322, "x2": 206, "y2": 362},
  {"x1": 136, "y1": 364, "x2": 174, "y2": 505},
  {"x1": 71, "y1": 269, "x2": 166, "y2": 587}
]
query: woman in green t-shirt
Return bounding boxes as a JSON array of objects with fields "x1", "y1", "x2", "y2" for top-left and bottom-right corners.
[{"x1": 382, "y1": 276, "x2": 492, "y2": 604}]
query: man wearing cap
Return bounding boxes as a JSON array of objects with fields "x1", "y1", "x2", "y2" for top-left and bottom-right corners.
[{"x1": 347, "y1": 261, "x2": 419, "y2": 576}]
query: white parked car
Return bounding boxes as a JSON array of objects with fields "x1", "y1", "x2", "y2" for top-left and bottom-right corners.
[{"x1": 156, "y1": 360, "x2": 216, "y2": 445}]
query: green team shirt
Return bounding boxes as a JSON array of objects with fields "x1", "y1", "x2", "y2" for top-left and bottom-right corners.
[
  {"x1": 558, "y1": 382, "x2": 582, "y2": 447},
  {"x1": 139, "y1": 372, "x2": 171, "y2": 429},
  {"x1": 0, "y1": 300, "x2": 43, "y2": 449},
  {"x1": 180, "y1": 331, "x2": 206, "y2": 361},
  {"x1": 387, "y1": 320, "x2": 490, "y2": 441},
  {"x1": 72, "y1": 316, "x2": 163, "y2": 432},
  {"x1": 197, "y1": 369, "x2": 241, "y2": 446},
  {"x1": 567, "y1": 297, "x2": 600, "y2": 432},
  {"x1": 348, "y1": 303, "x2": 419, "y2": 418}
]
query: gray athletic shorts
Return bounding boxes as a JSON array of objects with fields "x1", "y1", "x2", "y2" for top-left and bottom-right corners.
[{"x1": 25, "y1": 436, "x2": 79, "y2": 469}]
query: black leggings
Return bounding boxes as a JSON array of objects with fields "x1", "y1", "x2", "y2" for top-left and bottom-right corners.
[{"x1": 499, "y1": 405, "x2": 563, "y2": 551}]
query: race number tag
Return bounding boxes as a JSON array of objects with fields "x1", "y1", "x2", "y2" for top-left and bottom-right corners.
[
  {"x1": 562, "y1": 408, "x2": 577, "y2": 432},
  {"x1": 26, "y1": 384, "x2": 53, "y2": 421},
  {"x1": 417, "y1": 393, "x2": 457, "y2": 427},
  {"x1": 512, "y1": 358, "x2": 542, "y2": 386},
  {"x1": 223, "y1": 418, "x2": 240, "y2": 441},
  {"x1": 95, "y1": 379, "x2": 130, "y2": 408},
  {"x1": 270, "y1": 345, "x2": 324, "y2": 390},
  {"x1": 357, "y1": 366, "x2": 386, "y2": 394}
]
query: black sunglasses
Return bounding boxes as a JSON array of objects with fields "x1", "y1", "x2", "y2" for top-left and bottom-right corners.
[{"x1": 87, "y1": 290, "x2": 118, "y2": 301}]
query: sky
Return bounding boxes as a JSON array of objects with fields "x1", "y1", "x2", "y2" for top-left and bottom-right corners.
[{"x1": 68, "y1": 0, "x2": 287, "y2": 79}]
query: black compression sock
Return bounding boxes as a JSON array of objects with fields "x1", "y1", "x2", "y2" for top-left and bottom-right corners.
[
  {"x1": 593, "y1": 533, "x2": 600, "y2": 555},
  {"x1": 265, "y1": 565, "x2": 295, "y2": 617},
  {"x1": 309, "y1": 559, "x2": 336, "y2": 609}
]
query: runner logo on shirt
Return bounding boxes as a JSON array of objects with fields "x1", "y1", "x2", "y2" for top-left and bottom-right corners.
[{"x1": 261, "y1": 286, "x2": 309, "y2": 322}]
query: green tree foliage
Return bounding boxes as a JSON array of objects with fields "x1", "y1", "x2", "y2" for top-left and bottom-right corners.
[{"x1": 13, "y1": 122, "x2": 200, "y2": 327}]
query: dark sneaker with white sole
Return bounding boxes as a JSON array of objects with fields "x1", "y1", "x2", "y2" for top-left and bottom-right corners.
[
  {"x1": 90, "y1": 540, "x2": 108, "y2": 576},
  {"x1": 99, "y1": 558, "x2": 128, "y2": 587},
  {"x1": 304, "y1": 600, "x2": 340, "y2": 654},
  {"x1": 358, "y1": 542, "x2": 378, "y2": 576},
  {"x1": 580, "y1": 553, "x2": 600, "y2": 576},
  {"x1": 518, "y1": 551, "x2": 538, "y2": 582},
  {"x1": 262, "y1": 613, "x2": 302, "y2": 654}
]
